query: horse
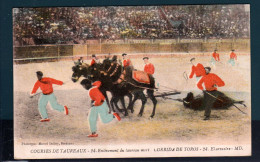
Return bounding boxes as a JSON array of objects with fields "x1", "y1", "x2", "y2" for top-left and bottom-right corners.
[
  {"x1": 101, "y1": 57, "x2": 158, "y2": 118},
  {"x1": 180, "y1": 92, "x2": 247, "y2": 112},
  {"x1": 71, "y1": 61, "x2": 132, "y2": 116},
  {"x1": 72, "y1": 56, "x2": 158, "y2": 118}
]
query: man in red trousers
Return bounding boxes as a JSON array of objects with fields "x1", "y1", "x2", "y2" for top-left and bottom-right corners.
[{"x1": 197, "y1": 67, "x2": 225, "y2": 120}]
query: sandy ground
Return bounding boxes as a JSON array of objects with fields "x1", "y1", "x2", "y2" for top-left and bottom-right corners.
[{"x1": 13, "y1": 54, "x2": 251, "y2": 146}]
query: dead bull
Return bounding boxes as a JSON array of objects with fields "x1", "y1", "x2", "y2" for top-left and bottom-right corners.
[{"x1": 180, "y1": 92, "x2": 247, "y2": 112}]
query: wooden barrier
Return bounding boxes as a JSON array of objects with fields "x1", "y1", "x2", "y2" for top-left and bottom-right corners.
[{"x1": 13, "y1": 39, "x2": 250, "y2": 63}]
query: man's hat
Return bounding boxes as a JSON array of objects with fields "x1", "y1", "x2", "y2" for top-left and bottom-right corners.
[
  {"x1": 204, "y1": 67, "x2": 211, "y2": 72},
  {"x1": 214, "y1": 49, "x2": 217, "y2": 51},
  {"x1": 143, "y1": 57, "x2": 149, "y2": 60},
  {"x1": 231, "y1": 49, "x2": 235, "y2": 51},
  {"x1": 122, "y1": 53, "x2": 127, "y2": 56},
  {"x1": 190, "y1": 58, "x2": 195, "y2": 62},
  {"x1": 92, "y1": 54, "x2": 96, "y2": 57},
  {"x1": 36, "y1": 71, "x2": 43, "y2": 76}
]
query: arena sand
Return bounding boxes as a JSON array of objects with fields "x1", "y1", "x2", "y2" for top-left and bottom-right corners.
[{"x1": 13, "y1": 55, "x2": 251, "y2": 146}]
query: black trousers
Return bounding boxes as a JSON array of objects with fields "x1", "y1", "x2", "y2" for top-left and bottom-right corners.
[{"x1": 203, "y1": 90, "x2": 220, "y2": 117}]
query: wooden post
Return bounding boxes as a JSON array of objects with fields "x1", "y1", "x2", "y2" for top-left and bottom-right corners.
[
  {"x1": 99, "y1": 38, "x2": 102, "y2": 54},
  {"x1": 57, "y1": 45, "x2": 60, "y2": 61}
]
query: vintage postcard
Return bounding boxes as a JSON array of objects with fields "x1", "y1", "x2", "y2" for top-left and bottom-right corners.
[{"x1": 13, "y1": 5, "x2": 251, "y2": 159}]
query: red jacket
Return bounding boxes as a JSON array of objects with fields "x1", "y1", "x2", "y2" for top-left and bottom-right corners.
[
  {"x1": 31, "y1": 77, "x2": 63, "y2": 95},
  {"x1": 230, "y1": 52, "x2": 237, "y2": 60},
  {"x1": 123, "y1": 59, "x2": 132, "y2": 67},
  {"x1": 212, "y1": 52, "x2": 220, "y2": 61},
  {"x1": 144, "y1": 63, "x2": 155, "y2": 75},
  {"x1": 197, "y1": 73, "x2": 225, "y2": 91},
  {"x1": 189, "y1": 63, "x2": 206, "y2": 78},
  {"x1": 90, "y1": 59, "x2": 96, "y2": 66},
  {"x1": 89, "y1": 81, "x2": 105, "y2": 106}
]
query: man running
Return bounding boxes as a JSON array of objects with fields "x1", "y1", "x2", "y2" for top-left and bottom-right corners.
[
  {"x1": 30, "y1": 71, "x2": 68, "y2": 122},
  {"x1": 228, "y1": 49, "x2": 237, "y2": 66},
  {"x1": 210, "y1": 49, "x2": 220, "y2": 66},
  {"x1": 189, "y1": 58, "x2": 206, "y2": 81},
  {"x1": 197, "y1": 67, "x2": 225, "y2": 120},
  {"x1": 80, "y1": 79, "x2": 121, "y2": 137}
]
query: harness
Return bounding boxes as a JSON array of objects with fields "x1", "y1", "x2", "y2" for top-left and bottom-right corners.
[
  {"x1": 106, "y1": 63, "x2": 120, "y2": 77},
  {"x1": 105, "y1": 62, "x2": 157, "y2": 90},
  {"x1": 110, "y1": 64, "x2": 120, "y2": 77},
  {"x1": 116, "y1": 71, "x2": 157, "y2": 90}
]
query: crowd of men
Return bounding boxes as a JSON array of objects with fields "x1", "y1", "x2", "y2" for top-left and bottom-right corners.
[
  {"x1": 162, "y1": 5, "x2": 249, "y2": 39},
  {"x1": 13, "y1": 5, "x2": 249, "y2": 46}
]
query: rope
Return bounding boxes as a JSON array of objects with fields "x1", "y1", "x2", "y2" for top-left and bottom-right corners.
[
  {"x1": 204, "y1": 91, "x2": 223, "y2": 102},
  {"x1": 161, "y1": 96, "x2": 183, "y2": 102},
  {"x1": 204, "y1": 91, "x2": 247, "y2": 115},
  {"x1": 159, "y1": 85, "x2": 177, "y2": 91},
  {"x1": 125, "y1": 80, "x2": 158, "y2": 90},
  {"x1": 232, "y1": 104, "x2": 247, "y2": 115}
]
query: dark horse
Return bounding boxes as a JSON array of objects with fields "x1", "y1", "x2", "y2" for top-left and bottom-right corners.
[
  {"x1": 72, "y1": 57, "x2": 158, "y2": 118},
  {"x1": 101, "y1": 58, "x2": 158, "y2": 118},
  {"x1": 180, "y1": 92, "x2": 246, "y2": 112},
  {"x1": 71, "y1": 61, "x2": 132, "y2": 116}
]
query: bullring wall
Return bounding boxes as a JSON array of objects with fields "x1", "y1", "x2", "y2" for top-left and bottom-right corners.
[
  {"x1": 14, "y1": 45, "x2": 73, "y2": 59},
  {"x1": 14, "y1": 39, "x2": 250, "y2": 60}
]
